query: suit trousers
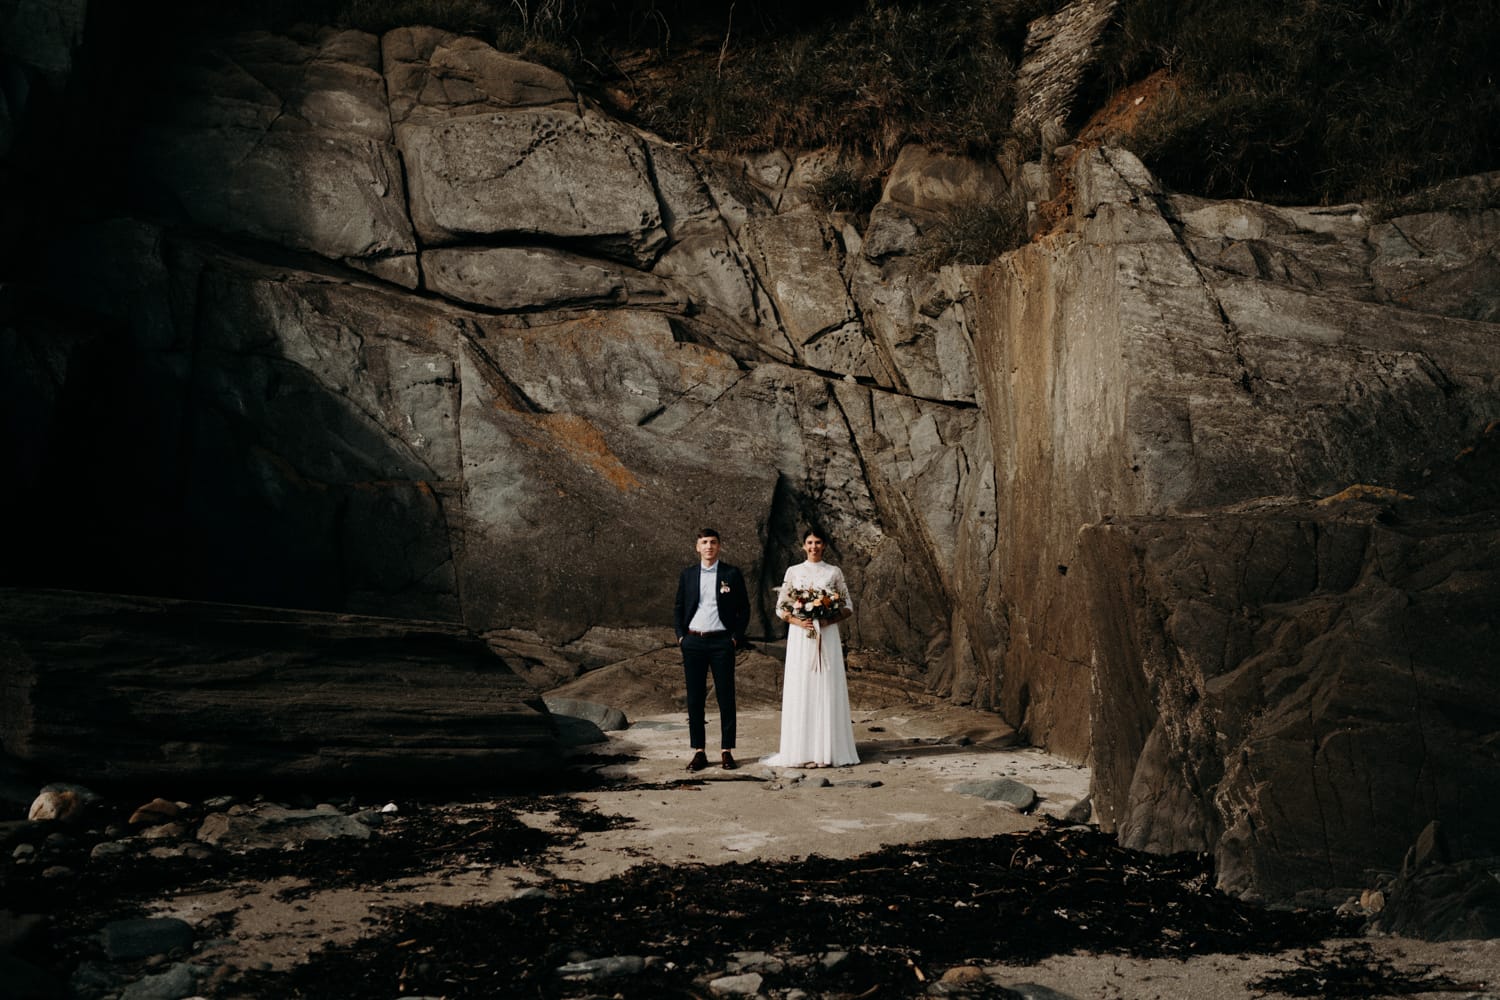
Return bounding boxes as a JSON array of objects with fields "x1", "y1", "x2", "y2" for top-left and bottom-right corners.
[{"x1": 681, "y1": 633, "x2": 736, "y2": 750}]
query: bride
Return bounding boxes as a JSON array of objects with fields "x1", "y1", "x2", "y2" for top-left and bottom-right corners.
[{"x1": 763, "y1": 528, "x2": 860, "y2": 768}]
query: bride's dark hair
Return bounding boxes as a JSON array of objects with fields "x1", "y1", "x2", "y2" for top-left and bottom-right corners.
[{"x1": 801, "y1": 526, "x2": 831, "y2": 546}]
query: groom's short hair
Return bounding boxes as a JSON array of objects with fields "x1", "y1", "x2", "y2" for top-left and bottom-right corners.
[{"x1": 696, "y1": 527, "x2": 720, "y2": 541}]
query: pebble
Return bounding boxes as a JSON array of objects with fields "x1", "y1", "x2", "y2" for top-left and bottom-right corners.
[
  {"x1": 939, "y1": 965, "x2": 987, "y2": 984},
  {"x1": 1063, "y1": 796, "x2": 1092, "y2": 824},
  {"x1": 41, "y1": 865, "x2": 74, "y2": 878},
  {"x1": 554, "y1": 955, "x2": 645, "y2": 980},
  {"x1": 1005, "y1": 984, "x2": 1079, "y2": 1000},
  {"x1": 101, "y1": 917, "x2": 193, "y2": 960},
  {"x1": 12, "y1": 843, "x2": 36, "y2": 860},
  {"x1": 28, "y1": 783, "x2": 100, "y2": 823},
  {"x1": 953, "y1": 778, "x2": 1038, "y2": 811},
  {"x1": 727, "y1": 951, "x2": 784, "y2": 974},
  {"x1": 709, "y1": 971, "x2": 764, "y2": 996},
  {"x1": 120, "y1": 961, "x2": 205, "y2": 1000},
  {"x1": 129, "y1": 798, "x2": 182, "y2": 826},
  {"x1": 512, "y1": 886, "x2": 553, "y2": 900},
  {"x1": 92, "y1": 840, "x2": 141, "y2": 860}
]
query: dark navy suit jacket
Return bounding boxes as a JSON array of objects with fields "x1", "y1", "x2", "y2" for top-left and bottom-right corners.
[{"x1": 673, "y1": 561, "x2": 751, "y2": 647}]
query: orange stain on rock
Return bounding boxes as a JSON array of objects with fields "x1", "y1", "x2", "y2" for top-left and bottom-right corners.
[{"x1": 515, "y1": 412, "x2": 643, "y2": 493}]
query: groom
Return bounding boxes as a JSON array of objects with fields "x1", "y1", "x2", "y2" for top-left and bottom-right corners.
[{"x1": 673, "y1": 527, "x2": 751, "y2": 772}]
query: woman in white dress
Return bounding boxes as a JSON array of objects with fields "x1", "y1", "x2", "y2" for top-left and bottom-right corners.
[{"x1": 764, "y1": 529, "x2": 860, "y2": 768}]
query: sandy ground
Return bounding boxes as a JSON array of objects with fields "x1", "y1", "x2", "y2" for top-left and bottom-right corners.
[{"x1": 152, "y1": 698, "x2": 1500, "y2": 998}]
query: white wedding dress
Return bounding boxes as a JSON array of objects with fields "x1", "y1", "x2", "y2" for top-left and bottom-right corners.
[{"x1": 763, "y1": 560, "x2": 860, "y2": 768}]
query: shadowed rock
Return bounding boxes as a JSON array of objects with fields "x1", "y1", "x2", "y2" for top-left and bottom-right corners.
[{"x1": 0, "y1": 590, "x2": 564, "y2": 788}]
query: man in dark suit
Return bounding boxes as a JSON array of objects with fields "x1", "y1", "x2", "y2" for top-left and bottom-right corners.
[{"x1": 673, "y1": 527, "x2": 751, "y2": 771}]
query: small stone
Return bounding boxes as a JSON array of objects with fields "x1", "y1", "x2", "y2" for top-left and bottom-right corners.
[
  {"x1": 41, "y1": 865, "x2": 74, "y2": 878},
  {"x1": 28, "y1": 784, "x2": 99, "y2": 824},
  {"x1": 1361, "y1": 888, "x2": 1386, "y2": 913},
  {"x1": 129, "y1": 798, "x2": 182, "y2": 826},
  {"x1": 554, "y1": 955, "x2": 645, "y2": 980},
  {"x1": 196, "y1": 805, "x2": 372, "y2": 850},
  {"x1": 727, "y1": 951, "x2": 785, "y2": 974},
  {"x1": 70, "y1": 961, "x2": 118, "y2": 994},
  {"x1": 12, "y1": 843, "x2": 36, "y2": 860},
  {"x1": 821, "y1": 950, "x2": 849, "y2": 970},
  {"x1": 1005, "y1": 984, "x2": 1079, "y2": 1000},
  {"x1": 202, "y1": 796, "x2": 236, "y2": 810},
  {"x1": 953, "y1": 778, "x2": 1038, "y2": 811},
  {"x1": 101, "y1": 917, "x2": 193, "y2": 960},
  {"x1": 381, "y1": 802, "x2": 399, "y2": 814},
  {"x1": 120, "y1": 961, "x2": 205, "y2": 1000},
  {"x1": 940, "y1": 965, "x2": 987, "y2": 985},
  {"x1": 1411, "y1": 820, "x2": 1451, "y2": 873},
  {"x1": 512, "y1": 887, "x2": 552, "y2": 900},
  {"x1": 91, "y1": 840, "x2": 136, "y2": 860},
  {"x1": 141, "y1": 822, "x2": 187, "y2": 841},
  {"x1": 709, "y1": 971, "x2": 764, "y2": 996},
  {"x1": 1063, "y1": 795, "x2": 1092, "y2": 824}
]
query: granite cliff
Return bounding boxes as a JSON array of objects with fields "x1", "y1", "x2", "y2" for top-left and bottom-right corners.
[{"x1": 3, "y1": 7, "x2": 1497, "y2": 902}]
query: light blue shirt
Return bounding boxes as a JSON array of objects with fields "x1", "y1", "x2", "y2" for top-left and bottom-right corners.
[{"x1": 689, "y1": 561, "x2": 727, "y2": 632}]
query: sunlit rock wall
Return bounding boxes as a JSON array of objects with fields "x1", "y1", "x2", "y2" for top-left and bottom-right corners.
[
  {"x1": 966, "y1": 145, "x2": 1500, "y2": 896},
  {"x1": 6, "y1": 17, "x2": 1500, "y2": 901},
  {"x1": 4, "y1": 26, "x2": 999, "y2": 704}
]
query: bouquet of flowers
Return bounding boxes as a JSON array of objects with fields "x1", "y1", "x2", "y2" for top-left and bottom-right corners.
[{"x1": 778, "y1": 584, "x2": 846, "y2": 622}]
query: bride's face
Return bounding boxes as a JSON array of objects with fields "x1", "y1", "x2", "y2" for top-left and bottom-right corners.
[{"x1": 803, "y1": 535, "x2": 826, "y2": 562}]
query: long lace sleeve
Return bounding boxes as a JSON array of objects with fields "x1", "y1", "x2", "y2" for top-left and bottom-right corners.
[{"x1": 833, "y1": 567, "x2": 853, "y2": 612}]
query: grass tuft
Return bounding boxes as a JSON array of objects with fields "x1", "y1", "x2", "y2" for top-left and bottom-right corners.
[{"x1": 916, "y1": 193, "x2": 1030, "y2": 269}]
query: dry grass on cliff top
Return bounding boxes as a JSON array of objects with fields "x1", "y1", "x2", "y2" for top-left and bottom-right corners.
[{"x1": 180, "y1": 0, "x2": 1500, "y2": 207}]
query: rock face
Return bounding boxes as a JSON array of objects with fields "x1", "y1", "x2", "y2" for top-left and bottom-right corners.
[
  {"x1": 6, "y1": 25, "x2": 996, "y2": 704},
  {"x1": 966, "y1": 145, "x2": 1500, "y2": 897},
  {"x1": 0, "y1": 589, "x2": 564, "y2": 787},
  {"x1": 4, "y1": 21, "x2": 1500, "y2": 901}
]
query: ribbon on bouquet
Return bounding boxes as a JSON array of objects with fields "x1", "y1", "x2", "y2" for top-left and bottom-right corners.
[{"x1": 811, "y1": 618, "x2": 825, "y2": 673}]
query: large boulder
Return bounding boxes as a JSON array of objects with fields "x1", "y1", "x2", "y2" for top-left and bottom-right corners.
[
  {"x1": 397, "y1": 107, "x2": 668, "y2": 265},
  {"x1": 133, "y1": 28, "x2": 418, "y2": 279},
  {"x1": 0, "y1": 589, "x2": 564, "y2": 787},
  {"x1": 964, "y1": 145, "x2": 1500, "y2": 899},
  {"x1": 967, "y1": 146, "x2": 1500, "y2": 763},
  {"x1": 382, "y1": 27, "x2": 575, "y2": 123},
  {"x1": 1081, "y1": 483, "x2": 1500, "y2": 901}
]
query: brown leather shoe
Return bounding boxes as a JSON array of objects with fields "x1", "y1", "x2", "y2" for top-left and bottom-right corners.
[
  {"x1": 685, "y1": 750, "x2": 710, "y2": 773},
  {"x1": 721, "y1": 751, "x2": 738, "y2": 770}
]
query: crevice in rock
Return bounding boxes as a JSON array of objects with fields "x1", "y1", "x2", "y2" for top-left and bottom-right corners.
[
  {"x1": 456, "y1": 322, "x2": 546, "y2": 415},
  {"x1": 760, "y1": 474, "x2": 809, "y2": 637},
  {"x1": 418, "y1": 228, "x2": 661, "y2": 272},
  {"x1": 635, "y1": 136, "x2": 677, "y2": 248}
]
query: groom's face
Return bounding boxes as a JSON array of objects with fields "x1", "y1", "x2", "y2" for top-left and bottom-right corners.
[{"x1": 696, "y1": 536, "x2": 720, "y2": 564}]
